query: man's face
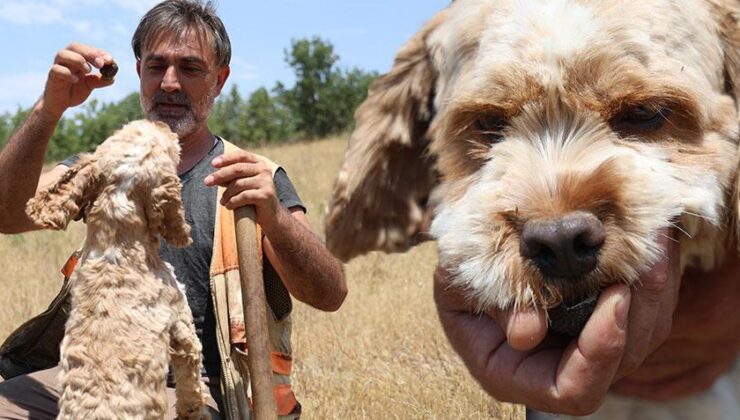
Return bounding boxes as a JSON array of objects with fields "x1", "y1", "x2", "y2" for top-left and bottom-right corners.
[{"x1": 137, "y1": 28, "x2": 229, "y2": 139}]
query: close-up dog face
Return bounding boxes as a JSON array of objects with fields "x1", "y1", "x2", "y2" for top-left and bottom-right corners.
[{"x1": 326, "y1": 0, "x2": 740, "y2": 311}]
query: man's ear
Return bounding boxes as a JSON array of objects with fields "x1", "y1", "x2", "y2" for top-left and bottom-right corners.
[
  {"x1": 324, "y1": 10, "x2": 449, "y2": 262},
  {"x1": 143, "y1": 174, "x2": 191, "y2": 247},
  {"x1": 215, "y1": 66, "x2": 230, "y2": 97},
  {"x1": 26, "y1": 155, "x2": 102, "y2": 230}
]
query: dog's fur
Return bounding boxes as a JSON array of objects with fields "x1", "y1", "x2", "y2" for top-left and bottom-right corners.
[
  {"x1": 26, "y1": 120, "x2": 208, "y2": 419},
  {"x1": 326, "y1": 0, "x2": 739, "y2": 308},
  {"x1": 325, "y1": 0, "x2": 739, "y2": 416}
]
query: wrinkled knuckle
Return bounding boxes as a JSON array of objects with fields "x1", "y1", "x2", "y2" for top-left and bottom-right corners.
[
  {"x1": 640, "y1": 272, "x2": 670, "y2": 296},
  {"x1": 599, "y1": 335, "x2": 627, "y2": 362},
  {"x1": 55, "y1": 49, "x2": 65, "y2": 60},
  {"x1": 234, "y1": 178, "x2": 248, "y2": 189},
  {"x1": 233, "y1": 165, "x2": 246, "y2": 176}
]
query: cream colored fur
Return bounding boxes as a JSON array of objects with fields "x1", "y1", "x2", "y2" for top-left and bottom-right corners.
[
  {"x1": 325, "y1": 0, "x2": 740, "y2": 417},
  {"x1": 26, "y1": 120, "x2": 209, "y2": 419}
]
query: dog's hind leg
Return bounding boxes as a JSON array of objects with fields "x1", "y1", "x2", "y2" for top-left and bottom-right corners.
[{"x1": 169, "y1": 299, "x2": 210, "y2": 420}]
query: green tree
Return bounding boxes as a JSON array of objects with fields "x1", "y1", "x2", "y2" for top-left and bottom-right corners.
[
  {"x1": 209, "y1": 85, "x2": 244, "y2": 142},
  {"x1": 283, "y1": 37, "x2": 338, "y2": 137},
  {"x1": 241, "y1": 86, "x2": 295, "y2": 146},
  {"x1": 0, "y1": 107, "x2": 31, "y2": 151},
  {"x1": 282, "y1": 36, "x2": 377, "y2": 138},
  {"x1": 47, "y1": 92, "x2": 144, "y2": 162},
  {"x1": 0, "y1": 112, "x2": 10, "y2": 149}
]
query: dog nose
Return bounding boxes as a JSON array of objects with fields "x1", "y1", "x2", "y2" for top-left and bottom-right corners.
[{"x1": 520, "y1": 212, "x2": 605, "y2": 279}]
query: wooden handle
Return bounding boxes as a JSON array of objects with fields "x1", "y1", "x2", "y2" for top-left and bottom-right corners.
[{"x1": 234, "y1": 206, "x2": 277, "y2": 420}]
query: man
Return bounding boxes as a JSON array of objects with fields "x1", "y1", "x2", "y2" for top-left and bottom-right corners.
[
  {"x1": 435, "y1": 233, "x2": 740, "y2": 416},
  {"x1": 0, "y1": 1, "x2": 346, "y2": 418}
]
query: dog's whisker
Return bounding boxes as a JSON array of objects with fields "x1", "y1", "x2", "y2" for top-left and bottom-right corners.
[
  {"x1": 680, "y1": 210, "x2": 711, "y2": 221},
  {"x1": 659, "y1": 231, "x2": 682, "y2": 243},
  {"x1": 665, "y1": 221, "x2": 692, "y2": 239}
]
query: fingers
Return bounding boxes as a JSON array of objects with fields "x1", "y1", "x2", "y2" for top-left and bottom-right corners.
[
  {"x1": 433, "y1": 266, "x2": 509, "y2": 379},
  {"x1": 434, "y1": 266, "x2": 629, "y2": 415},
  {"x1": 60, "y1": 43, "x2": 113, "y2": 71},
  {"x1": 42, "y1": 43, "x2": 115, "y2": 117},
  {"x1": 49, "y1": 63, "x2": 82, "y2": 85},
  {"x1": 472, "y1": 286, "x2": 629, "y2": 415},
  {"x1": 205, "y1": 151, "x2": 281, "y2": 222},
  {"x1": 533, "y1": 285, "x2": 629, "y2": 414},
  {"x1": 53, "y1": 44, "x2": 114, "y2": 82},
  {"x1": 53, "y1": 49, "x2": 91, "y2": 83},
  {"x1": 206, "y1": 152, "x2": 267, "y2": 186},
  {"x1": 616, "y1": 231, "x2": 680, "y2": 378},
  {"x1": 220, "y1": 187, "x2": 273, "y2": 210},
  {"x1": 205, "y1": 162, "x2": 266, "y2": 187},
  {"x1": 211, "y1": 151, "x2": 261, "y2": 169},
  {"x1": 219, "y1": 177, "x2": 261, "y2": 204},
  {"x1": 491, "y1": 305, "x2": 547, "y2": 351}
]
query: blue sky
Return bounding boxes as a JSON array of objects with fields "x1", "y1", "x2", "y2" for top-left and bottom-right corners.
[{"x1": 0, "y1": 0, "x2": 449, "y2": 115}]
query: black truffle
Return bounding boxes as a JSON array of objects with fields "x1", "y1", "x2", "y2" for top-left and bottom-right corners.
[
  {"x1": 100, "y1": 62, "x2": 118, "y2": 81},
  {"x1": 548, "y1": 295, "x2": 598, "y2": 337}
]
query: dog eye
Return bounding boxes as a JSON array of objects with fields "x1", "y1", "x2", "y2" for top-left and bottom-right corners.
[
  {"x1": 474, "y1": 115, "x2": 507, "y2": 143},
  {"x1": 613, "y1": 105, "x2": 670, "y2": 132}
]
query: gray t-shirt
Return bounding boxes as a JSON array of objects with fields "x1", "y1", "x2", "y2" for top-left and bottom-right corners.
[{"x1": 60, "y1": 138, "x2": 304, "y2": 378}]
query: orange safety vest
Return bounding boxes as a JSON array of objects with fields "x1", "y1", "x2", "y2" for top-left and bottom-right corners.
[{"x1": 209, "y1": 140, "x2": 299, "y2": 419}]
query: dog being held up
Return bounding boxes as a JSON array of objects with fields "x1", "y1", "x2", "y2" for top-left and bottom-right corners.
[
  {"x1": 26, "y1": 120, "x2": 209, "y2": 419},
  {"x1": 325, "y1": 0, "x2": 740, "y2": 418}
]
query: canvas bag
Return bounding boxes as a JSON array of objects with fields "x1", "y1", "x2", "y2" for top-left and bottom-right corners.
[{"x1": 0, "y1": 251, "x2": 79, "y2": 379}]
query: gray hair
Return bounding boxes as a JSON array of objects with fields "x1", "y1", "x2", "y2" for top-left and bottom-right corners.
[{"x1": 131, "y1": 0, "x2": 231, "y2": 68}]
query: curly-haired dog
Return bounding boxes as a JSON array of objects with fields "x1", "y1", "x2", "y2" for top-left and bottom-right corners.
[
  {"x1": 26, "y1": 120, "x2": 209, "y2": 419},
  {"x1": 325, "y1": 0, "x2": 740, "y2": 416}
]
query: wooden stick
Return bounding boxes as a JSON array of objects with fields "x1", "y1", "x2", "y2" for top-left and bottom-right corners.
[{"x1": 234, "y1": 206, "x2": 277, "y2": 420}]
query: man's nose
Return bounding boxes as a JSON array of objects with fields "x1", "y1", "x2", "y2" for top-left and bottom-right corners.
[{"x1": 160, "y1": 66, "x2": 181, "y2": 92}]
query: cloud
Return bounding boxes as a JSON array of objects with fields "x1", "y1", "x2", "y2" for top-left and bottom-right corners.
[
  {"x1": 0, "y1": 2, "x2": 63, "y2": 25},
  {"x1": 110, "y1": 0, "x2": 160, "y2": 14},
  {"x1": 0, "y1": 1, "x2": 157, "y2": 28},
  {"x1": 0, "y1": 1, "x2": 97, "y2": 39},
  {"x1": 51, "y1": 0, "x2": 159, "y2": 14}
]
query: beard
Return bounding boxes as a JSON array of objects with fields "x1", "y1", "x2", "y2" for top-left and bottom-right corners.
[{"x1": 140, "y1": 88, "x2": 216, "y2": 138}]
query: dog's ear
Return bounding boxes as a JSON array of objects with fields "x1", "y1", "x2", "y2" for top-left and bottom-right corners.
[
  {"x1": 26, "y1": 154, "x2": 102, "y2": 230},
  {"x1": 324, "y1": 10, "x2": 449, "y2": 261},
  {"x1": 144, "y1": 174, "x2": 191, "y2": 247},
  {"x1": 715, "y1": 2, "x2": 740, "y2": 250}
]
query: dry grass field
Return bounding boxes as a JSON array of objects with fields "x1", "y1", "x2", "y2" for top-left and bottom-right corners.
[{"x1": 0, "y1": 136, "x2": 523, "y2": 419}]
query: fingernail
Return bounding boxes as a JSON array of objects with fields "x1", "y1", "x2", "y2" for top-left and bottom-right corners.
[
  {"x1": 94, "y1": 56, "x2": 105, "y2": 68},
  {"x1": 614, "y1": 289, "x2": 630, "y2": 330},
  {"x1": 212, "y1": 157, "x2": 221, "y2": 166},
  {"x1": 103, "y1": 54, "x2": 113, "y2": 62},
  {"x1": 71, "y1": 74, "x2": 79, "y2": 83},
  {"x1": 204, "y1": 175, "x2": 214, "y2": 185}
]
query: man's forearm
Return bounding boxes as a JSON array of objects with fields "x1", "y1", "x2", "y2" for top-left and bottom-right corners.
[
  {"x1": 0, "y1": 100, "x2": 60, "y2": 233},
  {"x1": 262, "y1": 207, "x2": 347, "y2": 311}
]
